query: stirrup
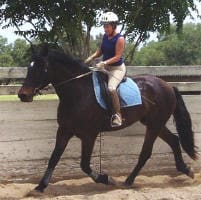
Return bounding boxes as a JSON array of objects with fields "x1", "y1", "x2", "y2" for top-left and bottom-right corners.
[{"x1": 111, "y1": 114, "x2": 122, "y2": 127}]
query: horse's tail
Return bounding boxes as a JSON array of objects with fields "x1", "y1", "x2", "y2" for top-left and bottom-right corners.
[{"x1": 172, "y1": 86, "x2": 197, "y2": 160}]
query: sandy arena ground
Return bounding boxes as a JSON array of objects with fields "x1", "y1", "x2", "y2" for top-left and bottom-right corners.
[
  {"x1": 0, "y1": 173, "x2": 201, "y2": 200},
  {"x1": 0, "y1": 98, "x2": 200, "y2": 199}
]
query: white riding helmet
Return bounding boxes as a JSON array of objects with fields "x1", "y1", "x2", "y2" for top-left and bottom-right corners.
[{"x1": 100, "y1": 12, "x2": 119, "y2": 25}]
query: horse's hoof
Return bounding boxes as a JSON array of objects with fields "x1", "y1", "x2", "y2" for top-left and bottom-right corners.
[
  {"x1": 188, "y1": 167, "x2": 194, "y2": 179},
  {"x1": 123, "y1": 182, "x2": 133, "y2": 188},
  {"x1": 34, "y1": 185, "x2": 44, "y2": 193},
  {"x1": 26, "y1": 188, "x2": 44, "y2": 197},
  {"x1": 96, "y1": 174, "x2": 109, "y2": 184},
  {"x1": 124, "y1": 178, "x2": 133, "y2": 187},
  {"x1": 108, "y1": 176, "x2": 117, "y2": 185}
]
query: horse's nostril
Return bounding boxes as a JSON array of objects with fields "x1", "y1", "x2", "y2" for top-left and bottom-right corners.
[
  {"x1": 18, "y1": 93, "x2": 26, "y2": 99},
  {"x1": 18, "y1": 93, "x2": 33, "y2": 102},
  {"x1": 18, "y1": 93, "x2": 26, "y2": 101}
]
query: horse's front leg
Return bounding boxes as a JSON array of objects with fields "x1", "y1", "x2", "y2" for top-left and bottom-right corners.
[
  {"x1": 80, "y1": 132, "x2": 115, "y2": 185},
  {"x1": 35, "y1": 127, "x2": 73, "y2": 192}
]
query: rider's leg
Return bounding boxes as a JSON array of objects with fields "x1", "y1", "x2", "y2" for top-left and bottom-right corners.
[{"x1": 106, "y1": 63, "x2": 126, "y2": 127}]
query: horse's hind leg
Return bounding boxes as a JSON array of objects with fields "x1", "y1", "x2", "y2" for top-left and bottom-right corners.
[
  {"x1": 159, "y1": 126, "x2": 194, "y2": 178},
  {"x1": 35, "y1": 127, "x2": 73, "y2": 192},
  {"x1": 81, "y1": 132, "x2": 115, "y2": 185},
  {"x1": 125, "y1": 126, "x2": 159, "y2": 186}
]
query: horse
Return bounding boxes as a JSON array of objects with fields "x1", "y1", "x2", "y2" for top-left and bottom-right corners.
[{"x1": 18, "y1": 45, "x2": 197, "y2": 192}]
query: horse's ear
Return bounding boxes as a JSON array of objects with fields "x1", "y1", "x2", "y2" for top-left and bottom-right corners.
[
  {"x1": 31, "y1": 44, "x2": 35, "y2": 55},
  {"x1": 30, "y1": 44, "x2": 36, "y2": 55},
  {"x1": 40, "y1": 43, "x2": 49, "y2": 57}
]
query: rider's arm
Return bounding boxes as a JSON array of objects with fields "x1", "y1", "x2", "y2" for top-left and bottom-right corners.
[
  {"x1": 91, "y1": 48, "x2": 102, "y2": 59},
  {"x1": 84, "y1": 48, "x2": 102, "y2": 64}
]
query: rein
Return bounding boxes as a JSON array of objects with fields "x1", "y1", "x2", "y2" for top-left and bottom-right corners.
[
  {"x1": 54, "y1": 71, "x2": 93, "y2": 88},
  {"x1": 37, "y1": 66, "x2": 155, "y2": 106}
]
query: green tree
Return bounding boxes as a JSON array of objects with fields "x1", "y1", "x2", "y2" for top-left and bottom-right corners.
[
  {"x1": 161, "y1": 23, "x2": 201, "y2": 65},
  {"x1": 0, "y1": 36, "x2": 11, "y2": 53},
  {"x1": 0, "y1": 35, "x2": 30, "y2": 67},
  {"x1": 134, "y1": 23, "x2": 201, "y2": 66},
  {"x1": 0, "y1": 0, "x2": 200, "y2": 62},
  {"x1": 11, "y1": 39, "x2": 30, "y2": 67},
  {"x1": 134, "y1": 41, "x2": 167, "y2": 66},
  {"x1": 0, "y1": 0, "x2": 102, "y2": 58},
  {"x1": 0, "y1": 53, "x2": 14, "y2": 67},
  {"x1": 0, "y1": 36, "x2": 13, "y2": 66}
]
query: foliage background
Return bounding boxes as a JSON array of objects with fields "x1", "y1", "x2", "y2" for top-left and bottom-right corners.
[{"x1": 0, "y1": 0, "x2": 200, "y2": 66}]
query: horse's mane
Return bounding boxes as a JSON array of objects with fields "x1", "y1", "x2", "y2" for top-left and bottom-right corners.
[{"x1": 48, "y1": 50, "x2": 90, "y2": 72}]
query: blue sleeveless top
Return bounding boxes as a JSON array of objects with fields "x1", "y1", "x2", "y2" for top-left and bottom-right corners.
[{"x1": 101, "y1": 33, "x2": 124, "y2": 66}]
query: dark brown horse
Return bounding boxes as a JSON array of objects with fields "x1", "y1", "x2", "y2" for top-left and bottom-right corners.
[{"x1": 18, "y1": 45, "x2": 197, "y2": 192}]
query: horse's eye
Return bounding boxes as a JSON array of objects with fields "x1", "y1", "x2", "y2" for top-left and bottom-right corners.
[{"x1": 30, "y1": 62, "x2": 35, "y2": 67}]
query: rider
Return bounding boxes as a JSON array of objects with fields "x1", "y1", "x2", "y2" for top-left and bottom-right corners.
[{"x1": 85, "y1": 12, "x2": 126, "y2": 127}]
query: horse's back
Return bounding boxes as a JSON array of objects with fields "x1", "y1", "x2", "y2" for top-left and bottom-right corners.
[
  {"x1": 133, "y1": 75, "x2": 175, "y2": 100},
  {"x1": 133, "y1": 75, "x2": 176, "y2": 126}
]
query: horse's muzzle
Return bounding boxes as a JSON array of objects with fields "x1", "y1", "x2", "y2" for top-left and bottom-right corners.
[{"x1": 18, "y1": 86, "x2": 35, "y2": 102}]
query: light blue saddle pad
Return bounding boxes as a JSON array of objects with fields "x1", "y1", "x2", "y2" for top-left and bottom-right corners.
[{"x1": 92, "y1": 72, "x2": 142, "y2": 109}]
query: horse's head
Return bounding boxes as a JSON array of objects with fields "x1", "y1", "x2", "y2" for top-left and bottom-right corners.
[
  {"x1": 18, "y1": 45, "x2": 50, "y2": 102},
  {"x1": 19, "y1": 44, "x2": 91, "y2": 102}
]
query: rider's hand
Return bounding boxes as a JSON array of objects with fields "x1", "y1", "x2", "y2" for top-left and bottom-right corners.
[
  {"x1": 96, "y1": 61, "x2": 107, "y2": 69},
  {"x1": 84, "y1": 56, "x2": 94, "y2": 64}
]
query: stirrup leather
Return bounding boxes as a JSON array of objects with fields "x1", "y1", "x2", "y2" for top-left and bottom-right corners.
[{"x1": 111, "y1": 113, "x2": 122, "y2": 127}]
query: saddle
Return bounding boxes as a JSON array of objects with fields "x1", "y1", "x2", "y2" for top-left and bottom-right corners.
[
  {"x1": 96, "y1": 71, "x2": 126, "y2": 115},
  {"x1": 92, "y1": 71, "x2": 142, "y2": 110}
]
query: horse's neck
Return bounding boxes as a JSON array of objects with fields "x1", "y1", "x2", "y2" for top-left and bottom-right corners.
[
  {"x1": 54, "y1": 74, "x2": 92, "y2": 101},
  {"x1": 50, "y1": 62, "x2": 89, "y2": 85},
  {"x1": 49, "y1": 61, "x2": 91, "y2": 98}
]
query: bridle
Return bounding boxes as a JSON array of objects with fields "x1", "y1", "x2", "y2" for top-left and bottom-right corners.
[
  {"x1": 32, "y1": 60, "x2": 93, "y2": 94},
  {"x1": 24, "y1": 60, "x2": 49, "y2": 95},
  {"x1": 23, "y1": 52, "x2": 93, "y2": 96}
]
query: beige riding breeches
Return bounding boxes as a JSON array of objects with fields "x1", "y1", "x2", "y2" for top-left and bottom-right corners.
[{"x1": 104, "y1": 63, "x2": 126, "y2": 92}]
